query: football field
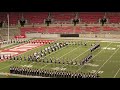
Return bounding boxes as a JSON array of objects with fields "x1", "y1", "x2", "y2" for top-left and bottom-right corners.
[{"x1": 0, "y1": 39, "x2": 120, "y2": 78}]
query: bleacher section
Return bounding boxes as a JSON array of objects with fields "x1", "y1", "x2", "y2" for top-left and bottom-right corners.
[
  {"x1": 106, "y1": 12, "x2": 120, "y2": 23},
  {"x1": 51, "y1": 12, "x2": 76, "y2": 24},
  {"x1": 23, "y1": 12, "x2": 49, "y2": 24},
  {"x1": 79, "y1": 12, "x2": 105, "y2": 24},
  {"x1": 1, "y1": 12, "x2": 120, "y2": 25},
  {"x1": 9, "y1": 12, "x2": 21, "y2": 25},
  {"x1": 0, "y1": 12, "x2": 49, "y2": 25},
  {"x1": 20, "y1": 25, "x2": 120, "y2": 37},
  {"x1": 0, "y1": 12, "x2": 120, "y2": 40}
]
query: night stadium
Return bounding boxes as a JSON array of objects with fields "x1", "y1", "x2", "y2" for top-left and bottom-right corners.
[{"x1": 0, "y1": 12, "x2": 120, "y2": 78}]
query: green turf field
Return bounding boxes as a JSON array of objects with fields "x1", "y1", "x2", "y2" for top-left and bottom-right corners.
[{"x1": 0, "y1": 39, "x2": 120, "y2": 78}]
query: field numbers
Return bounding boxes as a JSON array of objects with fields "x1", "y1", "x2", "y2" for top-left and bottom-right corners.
[
  {"x1": 85, "y1": 63, "x2": 99, "y2": 67},
  {"x1": 21, "y1": 65, "x2": 33, "y2": 68},
  {"x1": 90, "y1": 70, "x2": 104, "y2": 74},
  {"x1": 102, "y1": 47, "x2": 116, "y2": 50},
  {"x1": 52, "y1": 67, "x2": 66, "y2": 71}
]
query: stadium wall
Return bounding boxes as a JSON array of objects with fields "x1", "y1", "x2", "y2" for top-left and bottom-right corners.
[
  {"x1": 26, "y1": 33, "x2": 120, "y2": 39},
  {"x1": 26, "y1": 33, "x2": 42, "y2": 38},
  {"x1": 41, "y1": 34, "x2": 60, "y2": 38},
  {"x1": 26, "y1": 33, "x2": 60, "y2": 38}
]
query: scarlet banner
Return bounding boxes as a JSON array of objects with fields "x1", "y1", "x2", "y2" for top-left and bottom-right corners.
[{"x1": 14, "y1": 35, "x2": 26, "y2": 38}]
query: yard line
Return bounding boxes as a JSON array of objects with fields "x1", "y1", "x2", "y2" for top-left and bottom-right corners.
[
  {"x1": 95, "y1": 46, "x2": 120, "y2": 75},
  {"x1": 0, "y1": 42, "x2": 66, "y2": 71},
  {"x1": 76, "y1": 42, "x2": 112, "y2": 72},
  {"x1": 113, "y1": 67, "x2": 120, "y2": 78},
  {"x1": 0, "y1": 42, "x2": 53, "y2": 71},
  {"x1": 0, "y1": 60, "x2": 22, "y2": 71},
  {"x1": 29, "y1": 45, "x2": 68, "y2": 66},
  {"x1": 61, "y1": 48, "x2": 90, "y2": 68},
  {"x1": 0, "y1": 42, "x2": 47, "y2": 64},
  {"x1": 56, "y1": 46, "x2": 81, "y2": 60},
  {"x1": 41, "y1": 46, "x2": 82, "y2": 69}
]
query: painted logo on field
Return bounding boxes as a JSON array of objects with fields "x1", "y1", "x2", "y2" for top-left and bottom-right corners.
[
  {"x1": 9, "y1": 44, "x2": 41, "y2": 52},
  {"x1": 0, "y1": 40, "x2": 54, "y2": 61},
  {"x1": 0, "y1": 52, "x2": 18, "y2": 56}
]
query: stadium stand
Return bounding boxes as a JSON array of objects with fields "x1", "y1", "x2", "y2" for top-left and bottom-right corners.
[
  {"x1": 51, "y1": 12, "x2": 76, "y2": 24},
  {"x1": 79, "y1": 12, "x2": 105, "y2": 24},
  {"x1": 22, "y1": 12, "x2": 49, "y2": 24},
  {"x1": 106, "y1": 12, "x2": 120, "y2": 23},
  {"x1": 0, "y1": 12, "x2": 120, "y2": 40}
]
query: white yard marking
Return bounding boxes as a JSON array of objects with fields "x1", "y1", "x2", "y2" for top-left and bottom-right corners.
[
  {"x1": 102, "y1": 47, "x2": 116, "y2": 50},
  {"x1": 84, "y1": 63, "x2": 99, "y2": 67},
  {"x1": 95, "y1": 46, "x2": 120, "y2": 75},
  {"x1": 41, "y1": 45, "x2": 82, "y2": 69},
  {"x1": 61, "y1": 48, "x2": 90, "y2": 68},
  {"x1": 30, "y1": 45, "x2": 68, "y2": 68},
  {"x1": 52, "y1": 67, "x2": 66, "y2": 71},
  {"x1": 57, "y1": 46, "x2": 81, "y2": 60},
  {"x1": 0, "y1": 41, "x2": 52, "y2": 70},
  {"x1": 0, "y1": 60, "x2": 22, "y2": 71},
  {"x1": 21, "y1": 65, "x2": 33, "y2": 68},
  {"x1": 76, "y1": 42, "x2": 112, "y2": 72},
  {"x1": 114, "y1": 67, "x2": 120, "y2": 78},
  {"x1": 100, "y1": 41, "x2": 120, "y2": 43},
  {"x1": 90, "y1": 70, "x2": 104, "y2": 74}
]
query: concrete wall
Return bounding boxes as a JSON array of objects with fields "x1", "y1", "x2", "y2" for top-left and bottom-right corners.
[
  {"x1": 26, "y1": 33, "x2": 120, "y2": 39},
  {"x1": 41, "y1": 34, "x2": 60, "y2": 38},
  {"x1": 26, "y1": 33, "x2": 42, "y2": 38},
  {"x1": 26, "y1": 33, "x2": 60, "y2": 38}
]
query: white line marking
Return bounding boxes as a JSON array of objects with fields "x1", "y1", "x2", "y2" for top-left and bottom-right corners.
[
  {"x1": 76, "y1": 42, "x2": 112, "y2": 72},
  {"x1": 41, "y1": 46, "x2": 82, "y2": 69},
  {"x1": 29, "y1": 45, "x2": 68, "y2": 66},
  {"x1": 0, "y1": 61, "x2": 21, "y2": 71},
  {"x1": 0, "y1": 42, "x2": 53, "y2": 71},
  {"x1": 113, "y1": 67, "x2": 120, "y2": 78},
  {"x1": 61, "y1": 48, "x2": 90, "y2": 68},
  {"x1": 57, "y1": 46, "x2": 81, "y2": 60},
  {"x1": 95, "y1": 46, "x2": 120, "y2": 75},
  {"x1": 113, "y1": 64, "x2": 120, "y2": 78}
]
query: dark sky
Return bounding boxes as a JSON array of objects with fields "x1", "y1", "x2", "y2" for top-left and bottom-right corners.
[{"x1": 0, "y1": 0, "x2": 120, "y2": 11}]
